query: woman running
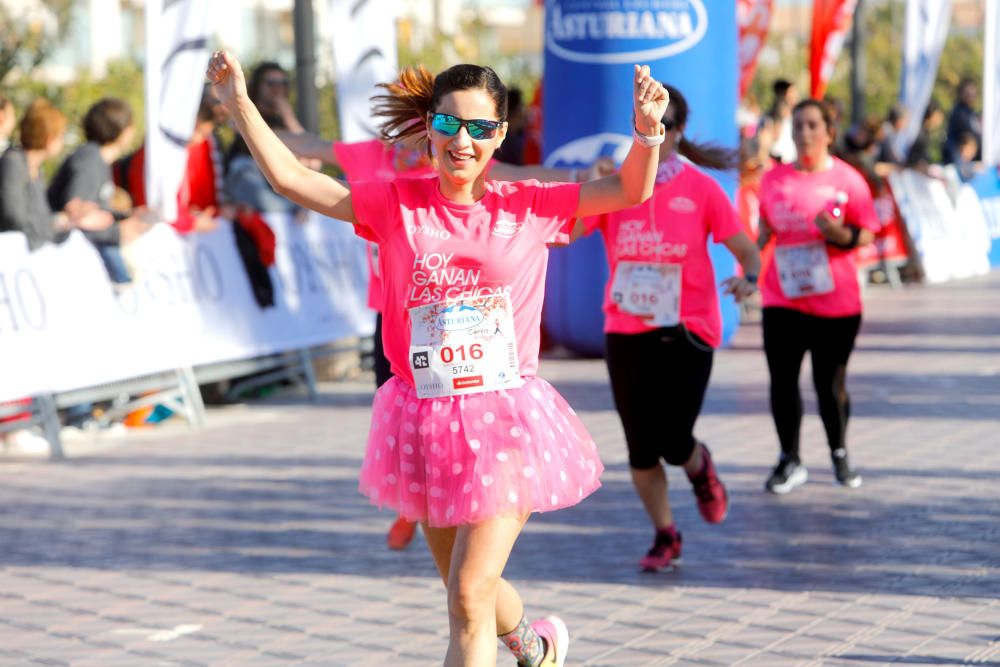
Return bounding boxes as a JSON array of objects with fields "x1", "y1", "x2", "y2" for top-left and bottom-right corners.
[
  {"x1": 208, "y1": 51, "x2": 668, "y2": 665},
  {"x1": 757, "y1": 99, "x2": 879, "y2": 494},
  {"x1": 577, "y1": 85, "x2": 760, "y2": 572}
]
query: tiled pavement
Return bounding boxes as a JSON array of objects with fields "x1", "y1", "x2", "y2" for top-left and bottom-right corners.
[{"x1": 1, "y1": 272, "x2": 999, "y2": 666}]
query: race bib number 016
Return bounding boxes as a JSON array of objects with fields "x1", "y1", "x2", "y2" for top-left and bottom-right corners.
[
  {"x1": 774, "y1": 241, "x2": 835, "y2": 298},
  {"x1": 611, "y1": 261, "x2": 682, "y2": 327},
  {"x1": 408, "y1": 293, "x2": 523, "y2": 399}
]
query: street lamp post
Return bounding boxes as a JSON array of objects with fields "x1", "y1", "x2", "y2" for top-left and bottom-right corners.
[
  {"x1": 850, "y1": 0, "x2": 867, "y2": 127},
  {"x1": 293, "y1": 0, "x2": 319, "y2": 134}
]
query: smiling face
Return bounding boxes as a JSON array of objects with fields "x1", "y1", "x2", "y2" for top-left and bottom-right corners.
[
  {"x1": 792, "y1": 103, "x2": 833, "y2": 166},
  {"x1": 427, "y1": 88, "x2": 507, "y2": 191}
]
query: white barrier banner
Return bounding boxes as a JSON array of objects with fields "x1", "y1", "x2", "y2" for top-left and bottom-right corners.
[
  {"x1": 330, "y1": 0, "x2": 398, "y2": 142},
  {"x1": 888, "y1": 169, "x2": 991, "y2": 283},
  {"x1": 0, "y1": 213, "x2": 373, "y2": 402}
]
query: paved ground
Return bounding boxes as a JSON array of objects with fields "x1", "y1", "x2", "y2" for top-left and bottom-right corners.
[{"x1": 2, "y1": 272, "x2": 999, "y2": 667}]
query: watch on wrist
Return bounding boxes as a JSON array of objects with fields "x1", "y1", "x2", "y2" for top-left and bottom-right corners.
[
  {"x1": 633, "y1": 124, "x2": 665, "y2": 148},
  {"x1": 744, "y1": 273, "x2": 758, "y2": 284}
]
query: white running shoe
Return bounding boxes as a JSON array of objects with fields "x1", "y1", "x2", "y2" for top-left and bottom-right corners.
[{"x1": 531, "y1": 615, "x2": 569, "y2": 667}]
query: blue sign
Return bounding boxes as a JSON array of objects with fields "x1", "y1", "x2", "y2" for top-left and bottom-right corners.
[
  {"x1": 542, "y1": 0, "x2": 739, "y2": 355},
  {"x1": 970, "y1": 167, "x2": 1000, "y2": 268}
]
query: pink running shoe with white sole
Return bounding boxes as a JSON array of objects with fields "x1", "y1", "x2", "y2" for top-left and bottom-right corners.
[{"x1": 531, "y1": 615, "x2": 569, "y2": 667}]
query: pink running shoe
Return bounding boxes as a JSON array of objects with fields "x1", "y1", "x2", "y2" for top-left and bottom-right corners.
[
  {"x1": 639, "y1": 530, "x2": 683, "y2": 572},
  {"x1": 386, "y1": 517, "x2": 417, "y2": 550},
  {"x1": 688, "y1": 444, "x2": 729, "y2": 524},
  {"x1": 531, "y1": 616, "x2": 569, "y2": 667}
]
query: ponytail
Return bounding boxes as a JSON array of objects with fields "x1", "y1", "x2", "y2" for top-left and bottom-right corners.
[
  {"x1": 663, "y1": 82, "x2": 739, "y2": 171},
  {"x1": 678, "y1": 137, "x2": 739, "y2": 171},
  {"x1": 371, "y1": 65, "x2": 435, "y2": 146}
]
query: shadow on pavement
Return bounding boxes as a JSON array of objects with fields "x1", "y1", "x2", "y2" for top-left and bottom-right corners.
[{"x1": 2, "y1": 452, "x2": 997, "y2": 602}]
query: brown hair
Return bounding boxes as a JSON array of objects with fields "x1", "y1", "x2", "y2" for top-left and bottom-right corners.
[
  {"x1": 663, "y1": 84, "x2": 738, "y2": 171},
  {"x1": 792, "y1": 98, "x2": 838, "y2": 143},
  {"x1": 83, "y1": 97, "x2": 133, "y2": 145},
  {"x1": 19, "y1": 99, "x2": 67, "y2": 150},
  {"x1": 372, "y1": 64, "x2": 508, "y2": 148}
]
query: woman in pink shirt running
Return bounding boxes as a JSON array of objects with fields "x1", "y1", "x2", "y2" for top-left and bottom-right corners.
[
  {"x1": 578, "y1": 85, "x2": 760, "y2": 572},
  {"x1": 757, "y1": 99, "x2": 880, "y2": 494},
  {"x1": 208, "y1": 51, "x2": 668, "y2": 666}
]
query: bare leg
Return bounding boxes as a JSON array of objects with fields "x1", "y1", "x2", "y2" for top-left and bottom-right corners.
[
  {"x1": 631, "y1": 465, "x2": 673, "y2": 529},
  {"x1": 423, "y1": 515, "x2": 529, "y2": 666}
]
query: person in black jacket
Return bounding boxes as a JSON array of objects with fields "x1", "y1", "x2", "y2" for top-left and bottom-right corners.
[
  {"x1": 48, "y1": 98, "x2": 147, "y2": 282},
  {"x1": 942, "y1": 79, "x2": 981, "y2": 165}
]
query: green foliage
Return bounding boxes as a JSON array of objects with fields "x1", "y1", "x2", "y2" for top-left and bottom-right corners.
[
  {"x1": 749, "y1": 1, "x2": 985, "y2": 135},
  {"x1": 0, "y1": 0, "x2": 75, "y2": 85}
]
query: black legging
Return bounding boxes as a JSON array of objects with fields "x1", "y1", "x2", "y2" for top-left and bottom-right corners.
[
  {"x1": 762, "y1": 307, "x2": 861, "y2": 463},
  {"x1": 373, "y1": 312, "x2": 393, "y2": 389}
]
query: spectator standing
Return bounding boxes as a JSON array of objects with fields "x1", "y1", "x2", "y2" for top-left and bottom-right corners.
[
  {"x1": 943, "y1": 79, "x2": 982, "y2": 165},
  {"x1": 765, "y1": 79, "x2": 798, "y2": 164},
  {"x1": 757, "y1": 99, "x2": 881, "y2": 494},
  {"x1": 877, "y1": 103, "x2": 909, "y2": 166},
  {"x1": 905, "y1": 101, "x2": 945, "y2": 172}
]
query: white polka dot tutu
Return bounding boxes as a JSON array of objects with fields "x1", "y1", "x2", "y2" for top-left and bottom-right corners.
[{"x1": 358, "y1": 376, "x2": 604, "y2": 527}]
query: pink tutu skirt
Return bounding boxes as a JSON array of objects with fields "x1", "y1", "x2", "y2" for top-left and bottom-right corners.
[{"x1": 358, "y1": 376, "x2": 604, "y2": 527}]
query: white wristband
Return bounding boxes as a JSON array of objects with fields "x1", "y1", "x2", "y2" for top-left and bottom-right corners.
[{"x1": 633, "y1": 125, "x2": 665, "y2": 148}]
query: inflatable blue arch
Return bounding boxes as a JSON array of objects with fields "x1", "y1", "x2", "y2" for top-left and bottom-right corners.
[{"x1": 541, "y1": 0, "x2": 741, "y2": 356}]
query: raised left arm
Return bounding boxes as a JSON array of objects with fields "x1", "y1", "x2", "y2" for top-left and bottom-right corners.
[{"x1": 575, "y1": 65, "x2": 668, "y2": 218}]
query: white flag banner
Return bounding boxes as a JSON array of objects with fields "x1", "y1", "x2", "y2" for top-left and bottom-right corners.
[
  {"x1": 895, "y1": 0, "x2": 953, "y2": 159},
  {"x1": 330, "y1": 0, "x2": 399, "y2": 142},
  {"x1": 144, "y1": 0, "x2": 218, "y2": 222},
  {"x1": 984, "y1": 0, "x2": 1000, "y2": 166}
]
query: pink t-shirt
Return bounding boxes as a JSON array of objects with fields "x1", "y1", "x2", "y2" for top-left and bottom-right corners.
[
  {"x1": 351, "y1": 177, "x2": 581, "y2": 388},
  {"x1": 334, "y1": 140, "x2": 435, "y2": 310},
  {"x1": 759, "y1": 158, "x2": 880, "y2": 317},
  {"x1": 585, "y1": 161, "x2": 742, "y2": 348}
]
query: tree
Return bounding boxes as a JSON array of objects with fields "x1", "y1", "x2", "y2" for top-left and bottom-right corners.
[{"x1": 0, "y1": 0, "x2": 75, "y2": 85}]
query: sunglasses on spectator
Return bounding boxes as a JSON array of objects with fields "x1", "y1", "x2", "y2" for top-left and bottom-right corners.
[
  {"x1": 264, "y1": 78, "x2": 289, "y2": 88},
  {"x1": 662, "y1": 118, "x2": 678, "y2": 131},
  {"x1": 431, "y1": 113, "x2": 503, "y2": 140}
]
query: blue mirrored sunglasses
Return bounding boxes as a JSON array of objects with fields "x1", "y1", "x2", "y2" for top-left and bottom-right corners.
[{"x1": 431, "y1": 113, "x2": 502, "y2": 140}]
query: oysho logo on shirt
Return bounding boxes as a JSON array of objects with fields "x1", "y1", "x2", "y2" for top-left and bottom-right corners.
[
  {"x1": 492, "y1": 217, "x2": 524, "y2": 238},
  {"x1": 546, "y1": 0, "x2": 708, "y2": 65},
  {"x1": 668, "y1": 196, "x2": 696, "y2": 213},
  {"x1": 408, "y1": 225, "x2": 452, "y2": 240}
]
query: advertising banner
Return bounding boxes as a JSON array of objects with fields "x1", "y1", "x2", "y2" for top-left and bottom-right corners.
[
  {"x1": 894, "y1": 0, "x2": 953, "y2": 159},
  {"x1": 888, "y1": 169, "x2": 991, "y2": 283},
  {"x1": 330, "y1": 0, "x2": 399, "y2": 142},
  {"x1": 970, "y1": 167, "x2": 1000, "y2": 267},
  {"x1": 0, "y1": 214, "x2": 372, "y2": 403},
  {"x1": 542, "y1": 0, "x2": 739, "y2": 354},
  {"x1": 144, "y1": 0, "x2": 218, "y2": 223},
  {"x1": 738, "y1": 0, "x2": 774, "y2": 100},
  {"x1": 809, "y1": 0, "x2": 857, "y2": 100}
]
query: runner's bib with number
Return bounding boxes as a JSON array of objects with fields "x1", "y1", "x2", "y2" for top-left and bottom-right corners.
[
  {"x1": 408, "y1": 293, "x2": 523, "y2": 399},
  {"x1": 610, "y1": 261, "x2": 682, "y2": 327},
  {"x1": 774, "y1": 241, "x2": 835, "y2": 298}
]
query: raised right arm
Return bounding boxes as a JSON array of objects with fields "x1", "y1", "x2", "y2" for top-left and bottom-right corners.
[{"x1": 207, "y1": 51, "x2": 356, "y2": 223}]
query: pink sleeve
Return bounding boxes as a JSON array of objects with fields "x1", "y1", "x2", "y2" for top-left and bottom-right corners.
[
  {"x1": 843, "y1": 168, "x2": 881, "y2": 232},
  {"x1": 333, "y1": 140, "x2": 384, "y2": 183},
  {"x1": 581, "y1": 214, "x2": 606, "y2": 236},
  {"x1": 527, "y1": 180, "x2": 582, "y2": 244},
  {"x1": 704, "y1": 178, "x2": 742, "y2": 243},
  {"x1": 350, "y1": 180, "x2": 399, "y2": 244}
]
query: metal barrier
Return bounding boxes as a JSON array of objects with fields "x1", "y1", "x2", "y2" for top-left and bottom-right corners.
[{"x1": 1, "y1": 338, "x2": 370, "y2": 461}]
